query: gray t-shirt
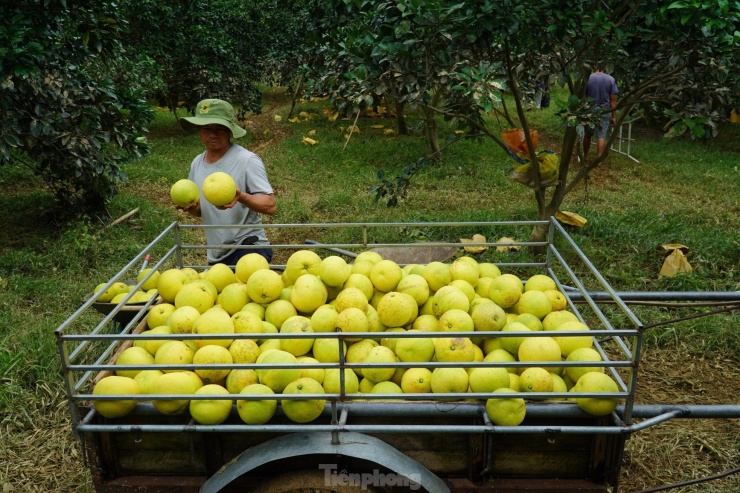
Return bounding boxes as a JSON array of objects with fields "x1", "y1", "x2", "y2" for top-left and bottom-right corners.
[
  {"x1": 189, "y1": 144, "x2": 273, "y2": 263},
  {"x1": 586, "y1": 72, "x2": 618, "y2": 107}
]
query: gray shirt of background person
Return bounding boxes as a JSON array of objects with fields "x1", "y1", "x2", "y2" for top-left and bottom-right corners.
[
  {"x1": 586, "y1": 72, "x2": 619, "y2": 108},
  {"x1": 188, "y1": 144, "x2": 273, "y2": 263}
]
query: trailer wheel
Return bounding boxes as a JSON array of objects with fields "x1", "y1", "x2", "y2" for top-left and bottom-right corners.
[{"x1": 255, "y1": 470, "x2": 383, "y2": 493}]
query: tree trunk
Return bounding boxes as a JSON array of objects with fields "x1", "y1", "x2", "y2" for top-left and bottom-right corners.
[
  {"x1": 395, "y1": 99, "x2": 408, "y2": 135},
  {"x1": 424, "y1": 105, "x2": 440, "y2": 158}
]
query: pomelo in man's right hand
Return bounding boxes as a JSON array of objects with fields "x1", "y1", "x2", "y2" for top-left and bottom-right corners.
[{"x1": 170, "y1": 179, "x2": 200, "y2": 207}]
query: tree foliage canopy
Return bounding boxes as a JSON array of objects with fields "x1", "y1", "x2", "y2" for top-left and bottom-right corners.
[{"x1": 1, "y1": 0, "x2": 154, "y2": 213}]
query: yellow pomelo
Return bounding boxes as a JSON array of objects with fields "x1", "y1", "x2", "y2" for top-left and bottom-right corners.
[
  {"x1": 258, "y1": 321, "x2": 278, "y2": 344},
  {"x1": 572, "y1": 372, "x2": 620, "y2": 416},
  {"x1": 285, "y1": 250, "x2": 322, "y2": 284},
  {"x1": 281, "y1": 377, "x2": 326, "y2": 423},
  {"x1": 156, "y1": 269, "x2": 188, "y2": 303},
  {"x1": 115, "y1": 346, "x2": 154, "y2": 379},
  {"x1": 401, "y1": 368, "x2": 433, "y2": 393},
  {"x1": 355, "y1": 251, "x2": 383, "y2": 264},
  {"x1": 438, "y1": 308, "x2": 475, "y2": 333},
  {"x1": 228, "y1": 338, "x2": 261, "y2": 364},
  {"x1": 218, "y1": 283, "x2": 249, "y2": 315},
  {"x1": 485, "y1": 388, "x2": 526, "y2": 426},
  {"x1": 154, "y1": 340, "x2": 195, "y2": 372},
  {"x1": 430, "y1": 367, "x2": 469, "y2": 395},
  {"x1": 225, "y1": 369, "x2": 258, "y2": 394},
  {"x1": 365, "y1": 304, "x2": 385, "y2": 333},
  {"x1": 204, "y1": 263, "x2": 237, "y2": 293},
  {"x1": 394, "y1": 331, "x2": 435, "y2": 362},
  {"x1": 552, "y1": 321, "x2": 593, "y2": 357},
  {"x1": 237, "y1": 383, "x2": 277, "y2": 424},
  {"x1": 92, "y1": 376, "x2": 140, "y2": 418},
  {"x1": 175, "y1": 281, "x2": 216, "y2": 314},
  {"x1": 318, "y1": 255, "x2": 352, "y2": 287},
  {"x1": 137, "y1": 268, "x2": 161, "y2": 292},
  {"x1": 202, "y1": 171, "x2": 237, "y2": 206},
  {"x1": 488, "y1": 274, "x2": 523, "y2": 309},
  {"x1": 516, "y1": 290, "x2": 552, "y2": 320},
  {"x1": 257, "y1": 349, "x2": 301, "y2": 393},
  {"x1": 264, "y1": 299, "x2": 298, "y2": 329},
  {"x1": 312, "y1": 337, "x2": 346, "y2": 363},
  {"x1": 376, "y1": 292, "x2": 418, "y2": 328},
  {"x1": 290, "y1": 274, "x2": 328, "y2": 313},
  {"x1": 342, "y1": 273, "x2": 374, "y2": 301},
  {"x1": 499, "y1": 322, "x2": 532, "y2": 355},
  {"x1": 350, "y1": 259, "x2": 375, "y2": 277},
  {"x1": 334, "y1": 287, "x2": 368, "y2": 313},
  {"x1": 133, "y1": 369, "x2": 164, "y2": 394},
  {"x1": 358, "y1": 377, "x2": 375, "y2": 393},
  {"x1": 150, "y1": 371, "x2": 203, "y2": 415},
  {"x1": 296, "y1": 356, "x2": 325, "y2": 384},
  {"x1": 323, "y1": 368, "x2": 359, "y2": 395},
  {"x1": 544, "y1": 290, "x2": 568, "y2": 311},
  {"x1": 241, "y1": 302, "x2": 266, "y2": 320},
  {"x1": 519, "y1": 367, "x2": 554, "y2": 394},
  {"x1": 479, "y1": 263, "x2": 501, "y2": 279},
  {"x1": 361, "y1": 345, "x2": 397, "y2": 384},
  {"x1": 346, "y1": 339, "x2": 379, "y2": 377},
  {"x1": 259, "y1": 338, "x2": 282, "y2": 354},
  {"x1": 434, "y1": 337, "x2": 476, "y2": 363},
  {"x1": 518, "y1": 337, "x2": 562, "y2": 373},
  {"x1": 369, "y1": 259, "x2": 403, "y2": 292},
  {"x1": 396, "y1": 274, "x2": 430, "y2": 306},
  {"x1": 180, "y1": 268, "x2": 201, "y2": 282},
  {"x1": 193, "y1": 306, "x2": 235, "y2": 348},
  {"x1": 469, "y1": 367, "x2": 511, "y2": 393},
  {"x1": 483, "y1": 348, "x2": 517, "y2": 374},
  {"x1": 449, "y1": 258, "x2": 480, "y2": 287},
  {"x1": 449, "y1": 279, "x2": 476, "y2": 304},
  {"x1": 548, "y1": 373, "x2": 569, "y2": 401},
  {"x1": 310, "y1": 304, "x2": 339, "y2": 332},
  {"x1": 524, "y1": 274, "x2": 557, "y2": 292},
  {"x1": 189, "y1": 278, "x2": 218, "y2": 301},
  {"x1": 380, "y1": 327, "x2": 406, "y2": 353},
  {"x1": 564, "y1": 347, "x2": 604, "y2": 383},
  {"x1": 192, "y1": 345, "x2": 233, "y2": 384},
  {"x1": 508, "y1": 373, "x2": 522, "y2": 391},
  {"x1": 422, "y1": 261, "x2": 452, "y2": 292},
  {"x1": 94, "y1": 281, "x2": 129, "y2": 303},
  {"x1": 246, "y1": 269, "x2": 284, "y2": 304},
  {"x1": 232, "y1": 310, "x2": 264, "y2": 334},
  {"x1": 411, "y1": 313, "x2": 439, "y2": 332},
  {"x1": 235, "y1": 253, "x2": 270, "y2": 283},
  {"x1": 136, "y1": 325, "x2": 173, "y2": 356},
  {"x1": 542, "y1": 310, "x2": 579, "y2": 331},
  {"x1": 170, "y1": 178, "x2": 200, "y2": 207},
  {"x1": 474, "y1": 277, "x2": 495, "y2": 298},
  {"x1": 279, "y1": 315, "x2": 314, "y2": 357},
  {"x1": 279, "y1": 286, "x2": 292, "y2": 300},
  {"x1": 432, "y1": 285, "x2": 470, "y2": 317},
  {"x1": 482, "y1": 337, "x2": 504, "y2": 355},
  {"x1": 369, "y1": 381, "x2": 404, "y2": 400},
  {"x1": 513, "y1": 312, "x2": 543, "y2": 332},
  {"x1": 471, "y1": 302, "x2": 507, "y2": 332},
  {"x1": 335, "y1": 307, "x2": 369, "y2": 343},
  {"x1": 189, "y1": 384, "x2": 232, "y2": 425},
  {"x1": 148, "y1": 303, "x2": 176, "y2": 330}
]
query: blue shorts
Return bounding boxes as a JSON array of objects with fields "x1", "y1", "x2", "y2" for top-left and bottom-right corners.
[
  {"x1": 211, "y1": 237, "x2": 274, "y2": 267},
  {"x1": 585, "y1": 113, "x2": 611, "y2": 139}
]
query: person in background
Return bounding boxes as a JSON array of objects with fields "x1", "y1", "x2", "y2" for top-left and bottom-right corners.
[
  {"x1": 583, "y1": 66, "x2": 618, "y2": 160},
  {"x1": 178, "y1": 98, "x2": 276, "y2": 265}
]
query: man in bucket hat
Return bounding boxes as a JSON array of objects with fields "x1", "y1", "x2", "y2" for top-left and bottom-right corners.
[{"x1": 178, "y1": 98, "x2": 276, "y2": 265}]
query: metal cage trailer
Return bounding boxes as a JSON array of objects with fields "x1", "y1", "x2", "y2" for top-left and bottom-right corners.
[{"x1": 56, "y1": 219, "x2": 740, "y2": 493}]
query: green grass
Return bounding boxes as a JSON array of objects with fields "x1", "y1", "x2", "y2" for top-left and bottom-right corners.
[{"x1": 0, "y1": 87, "x2": 737, "y2": 492}]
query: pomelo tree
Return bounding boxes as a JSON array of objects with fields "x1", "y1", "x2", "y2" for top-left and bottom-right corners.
[
  {"x1": 316, "y1": 1, "x2": 739, "y2": 241},
  {"x1": 0, "y1": 0, "x2": 155, "y2": 213}
]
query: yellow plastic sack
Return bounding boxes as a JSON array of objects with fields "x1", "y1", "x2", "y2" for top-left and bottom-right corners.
[
  {"x1": 657, "y1": 244, "x2": 693, "y2": 278},
  {"x1": 511, "y1": 151, "x2": 560, "y2": 188}
]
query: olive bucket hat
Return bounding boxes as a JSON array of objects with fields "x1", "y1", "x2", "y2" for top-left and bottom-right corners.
[{"x1": 180, "y1": 99, "x2": 247, "y2": 138}]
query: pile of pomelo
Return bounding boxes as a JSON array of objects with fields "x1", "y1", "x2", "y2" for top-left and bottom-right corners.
[{"x1": 92, "y1": 250, "x2": 621, "y2": 426}]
